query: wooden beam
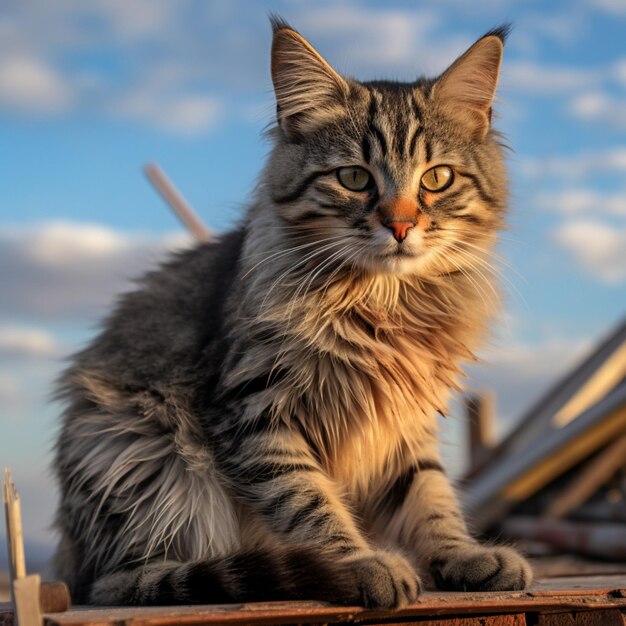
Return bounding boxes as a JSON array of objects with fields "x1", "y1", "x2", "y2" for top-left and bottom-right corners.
[
  {"x1": 144, "y1": 163, "x2": 213, "y2": 243},
  {"x1": 465, "y1": 318, "x2": 626, "y2": 481},
  {"x1": 463, "y1": 382, "x2": 626, "y2": 529},
  {"x1": 501, "y1": 403, "x2": 626, "y2": 503},
  {"x1": 554, "y1": 341, "x2": 626, "y2": 427},
  {"x1": 2, "y1": 576, "x2": 626, "y2": 625},
  {"x1": 546, "y1": 433, "x2": 626, "y2": 519},
  {"x1": 502, "y1": 516, "x2": 626, "y2": 561},
  {"x1": 572, "y1": 500, "x2": 626, "y2": 524},
  {"x1": 537, "y1": 610, "x2": 626, "y2": 626}
]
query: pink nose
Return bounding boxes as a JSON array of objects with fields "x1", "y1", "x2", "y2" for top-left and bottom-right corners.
[{"x1": 383, "y1": 220, "x2": 416, "y2": 243}]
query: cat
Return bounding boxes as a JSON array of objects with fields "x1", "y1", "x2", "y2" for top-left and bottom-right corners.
[{"x1": 53, "y1": 17, "x2": 532, "y2": 608}]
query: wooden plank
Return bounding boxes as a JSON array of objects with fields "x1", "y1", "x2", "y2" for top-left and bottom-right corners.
[
  {"x1": 546, "y1": 434, "x2": 626, "y2": 519},
  {"x1": 532, "y1": 556, "x2": 626, "y2": 578},
  {"x1": 469, "y1": 318, "x2": 626, "y2": 468},
  {"x1": 367, "y1": 615, "x2": 526, "y2": 626},
  {"x1": 500, "y1": 401, "x2": 626, "y2": 502},
  {"x1": 463, "y1": 384, "x2": 626, "y2": 529},
  {"x1": 536, "y1": 609, "x2": 626, "y2": 625},
  {"x1": 553, "y1": 340, "x2": 626, "y2": 427},
  {"x1": 40, "y1": 597, "x2": 625, "y2": 626},
  {"x1": 1, "y1": 575, "x2": 625, "y2": 626},
  {"x1": 502, "y1": 518, "x2": 626, "y2": 561},
  {"x1": 573, "y1": 500, "x2": 626, "y2": 524},
  {"x1": 3, "y1": 574, "x2": 626, "y2": 626}
]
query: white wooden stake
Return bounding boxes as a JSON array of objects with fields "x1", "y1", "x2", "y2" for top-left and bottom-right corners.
[
  {"x1": 144, "y1": 163, "x2": 213, "y2": 243},
  {"x1": 3, "y1": 469, "x2": 42, "y2": 626}
]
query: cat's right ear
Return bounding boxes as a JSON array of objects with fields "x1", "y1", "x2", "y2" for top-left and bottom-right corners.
[
  {"x1": 432, "y1": 26, "x2": 508, "y2": 141},
  {"x1": 270, "y1": 17, "x2": 348, "y2": 138}
]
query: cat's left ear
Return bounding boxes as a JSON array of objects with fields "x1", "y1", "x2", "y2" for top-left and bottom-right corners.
[
  {"x1": 270, "y1": 17, "x2": 349, "y2": 137},
  {"x1": 433, "y1": 26, "x2": 509, "y2": 140}
]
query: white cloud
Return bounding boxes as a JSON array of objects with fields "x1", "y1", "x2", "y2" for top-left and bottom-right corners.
[
  {"x1": 27, "y1": 222, "x2": 131, "y2": 266},
  {"x1": 504, "y1": 61, "x2": 597, "y2": 94},
  {"x1": 86, "y1": 0, "x2": 180, "y2": 41},
  {"x1": 0, "y1": 221, "x2": 191, "y2": 320},
  {"x1": 589, "y1": 0, "x2": 626, "y2": 15},
  {"x1": 516, "y1": 12, "x2": 586, "y2": 47},
  {"x1": 570, "y1": 90, "x2": 626, "y2": 129},
  {"x1": 111, "y1": 90, "x2": 222, "y2": 135},
  {"x1": 0, "y1": 54, "x2": 72, "y2": 112},
  {"x1": 298, "y1": 6, "x2": 443, "y2": 73},
  {"x1": 0, "y1": 327, "x2": 62, "y2": 358},
  {"x1": 6, "y1": 1, "x2": 611, "y2": 133},
  {"x1": 0, "y1": 0, "x2": 228, "y2": 134},
  {"x1": 521, "y1": 148, "x2": 626, "y2": 179},
  {"x1": 614, "y1": 58, "x2": 626, "y2": 86},
  {"x1": 536, "y1": 189, "x2": 626, "y2": 217},
  {"x1": 553, "y1": 219, "x2": 626, "y2": 283}
]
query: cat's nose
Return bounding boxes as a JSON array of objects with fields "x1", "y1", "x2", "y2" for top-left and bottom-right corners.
[
  {"x1": 383, "y1": 220, "x2": 416, "y2": 243},
  {"x1": 379, "y1": 196, "x2": 419, "y2": 242}
]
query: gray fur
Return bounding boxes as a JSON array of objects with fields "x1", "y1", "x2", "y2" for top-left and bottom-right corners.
[{"x1": 53, "y1": 21, "x2": 531, "y2": 607}]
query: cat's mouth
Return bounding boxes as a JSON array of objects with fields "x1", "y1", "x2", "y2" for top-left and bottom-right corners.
[
  {"x1": 381, "y1": 244, "x2": 417, "y2": 259},
  {"x1": 384, "y1": 247, "x2": 416, "y2": 258}
]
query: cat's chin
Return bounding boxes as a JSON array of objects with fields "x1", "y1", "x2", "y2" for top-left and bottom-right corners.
[{"x1": 357, "y1": 250, "x2": 436, "y2": 277}]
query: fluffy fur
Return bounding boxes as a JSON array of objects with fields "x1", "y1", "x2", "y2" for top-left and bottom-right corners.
[{"x1": 53, "y1": 19, "x2": 531, "y2": 607}]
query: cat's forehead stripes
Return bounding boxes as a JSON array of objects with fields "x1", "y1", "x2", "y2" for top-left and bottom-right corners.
[
  {"x1": 365, "y1": 92, "x2": 388, "y2": 158},
  {"x1": 361, "y1": 85, "x2": 426, "y2": 164}
]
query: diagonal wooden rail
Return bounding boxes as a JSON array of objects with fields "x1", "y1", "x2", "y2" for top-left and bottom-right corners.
[{"x1": 144, "y1": 163, "x2": 213, "y2": 243}]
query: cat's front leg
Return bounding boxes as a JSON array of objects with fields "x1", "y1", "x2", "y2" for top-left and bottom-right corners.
[
  {"x1": 374, "y1": 451, "x2": 532, "y2": 592},
  {"x1": 209, "y1": 413, "x2": 420, "y2": 607}
]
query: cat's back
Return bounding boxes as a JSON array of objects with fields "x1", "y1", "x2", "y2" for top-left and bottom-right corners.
[
  {"x1": 66, "y1": 226, "x2": 245, "y2": 390},
  {"x1": 53, "y1": 228, "x2": 247, "y2": 592}
]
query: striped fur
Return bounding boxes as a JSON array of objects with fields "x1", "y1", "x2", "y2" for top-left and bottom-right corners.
[{"x1": 53, "y1": 20, "x2": 531, "y2": 607}]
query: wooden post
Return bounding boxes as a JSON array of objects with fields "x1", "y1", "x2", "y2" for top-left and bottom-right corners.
[
  {"x1": 3, "y1": 468, "x2": 42, "y2": 626},
  {"x1": 466, "y1": 392, "x2": 496, "y2": 472},
  {"x1": 144, "y1": 163, "x2": 213, "y2": 243}
]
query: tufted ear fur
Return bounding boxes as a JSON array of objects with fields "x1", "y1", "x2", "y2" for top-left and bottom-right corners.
[
  {"x1": 270, "y1": 17, "x2": 349, "y2": 138},
  {"x1": 433, "y1": 27, "x2": 508, "y2": 141}
]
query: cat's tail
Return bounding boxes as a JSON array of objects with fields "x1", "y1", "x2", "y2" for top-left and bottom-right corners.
[{"x1": 86, "y1": 545, "x2": 358, "y2": 605}]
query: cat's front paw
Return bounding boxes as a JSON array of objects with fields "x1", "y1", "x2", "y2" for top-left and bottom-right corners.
[
  {"x1": 342, "y1": 550, "x2": 421, "y2": 608},
  {"x1": 430, "y1": 545, "x2": 532, "y2": 592}
]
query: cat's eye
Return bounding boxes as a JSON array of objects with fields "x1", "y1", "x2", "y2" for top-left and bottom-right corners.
[
  {"x1": 337, "y1": 166, "x2": 371, "y2": 191},
  {"x1": 421, "y1": 166, "x2": 454, "y2": 192}
]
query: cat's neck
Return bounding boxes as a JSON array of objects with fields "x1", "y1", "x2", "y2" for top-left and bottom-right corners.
[
  {"x1": 231, "y1": 217, "x2": 499, "y2": 480},
  {"x1": 241, "y1": 213, "x2": 498, "y2": 360}
]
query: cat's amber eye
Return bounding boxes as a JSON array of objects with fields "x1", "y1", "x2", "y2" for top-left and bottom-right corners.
[
  {"x1": 337, "y1": 166, "x2": 371, "y2": 191},
  {"x1": 421, "y1": 166, "x2": 454, "y2": 192}
]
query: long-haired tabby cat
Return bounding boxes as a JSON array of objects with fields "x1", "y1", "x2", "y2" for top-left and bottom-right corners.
[{"x1": 53, "y1": 18, "x2": 532, "y2": 607}]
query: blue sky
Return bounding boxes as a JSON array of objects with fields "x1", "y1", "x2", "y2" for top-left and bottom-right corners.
[{"x1": 1, "y1": 0, "x2": 625, "y2": 549}]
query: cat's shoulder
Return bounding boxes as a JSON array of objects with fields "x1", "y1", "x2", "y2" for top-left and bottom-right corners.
[
  {"x1": 143, "y1": 226, "x2": 246, "y2": 293},
  {"x1": 70, "y1": 227, "x2": 246, "y2": 386}
]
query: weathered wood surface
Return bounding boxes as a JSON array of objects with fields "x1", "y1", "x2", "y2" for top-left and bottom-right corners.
[
  {"x1": 535, "y1": 610, "x2": 626, "y2": 625},
  {"x1": 1, "y1": 574, "x2": 626, "y2": 626},
  {"x1": 503, "y1": 517, "x2": 626, "y2": 561}
]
